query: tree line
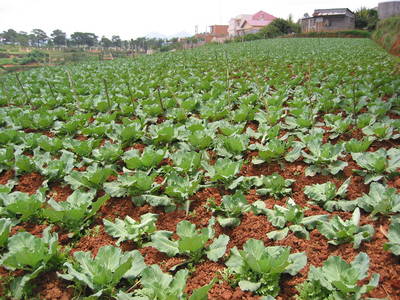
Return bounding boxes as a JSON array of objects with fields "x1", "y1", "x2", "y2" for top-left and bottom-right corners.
[{"x1": 0, "y1": 28, "x2": 171, "y2": 51}]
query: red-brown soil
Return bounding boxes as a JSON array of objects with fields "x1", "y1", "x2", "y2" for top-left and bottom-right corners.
[
  {"x1": 32, "y1": 272, "x2": 74, "y2": 300},
  {"x1": 10, "y1": 222, "x2": 48, "y2": 237},
  {"x1": 74, "y1": 134, "x2": 88, "y2": 141},
  {"x1": 99, "y1": 196, "x2": 140, "y2": 221},
  {"x1": 14, "y1": 172, "x2": 44, "y2": 194},
  {"x1": 139, "y1": 246, "x2": 186, "y2": 272},
  {"x1": 70, "y1": 225, "x2": 116, "y2": 256},
  {"x1": 47, "y1": 183, "x2": 74, "y2": 202},
  {"x1": 225, "y1": 212, "x2": 273, "y2": 251},
  {"x1": 185, "y1": 261, "x2": 258, "y2": 299},
  {"x1": 389, "y1": 35, "x2": 400, "y2": 56},
  {"x1": 0, "y1": 170, "x2": 14, "y2": 185}
]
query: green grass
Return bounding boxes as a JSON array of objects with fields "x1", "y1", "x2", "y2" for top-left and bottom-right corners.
[
  {"x1": 0, "y1": 58, "x2": 14, "y2": 65},
  {"x1": 372, "y1": 16, "x2": 400, "y2": 55},
  {"x1": 290, "y1": 30, "x2": 371, "y2": 38}
]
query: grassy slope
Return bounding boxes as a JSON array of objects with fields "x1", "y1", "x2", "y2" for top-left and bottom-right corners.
[
  {"x1": 372, "y1": 16, "x2": 400, "y2": 56},
  {"x1": 289, "y1": 30, "x2": 371, "y2": 38}
]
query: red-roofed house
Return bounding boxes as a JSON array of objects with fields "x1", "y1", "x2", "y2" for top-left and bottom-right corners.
[{"x1": 228, "y1": 11, "x2": 277, "y2": 36}]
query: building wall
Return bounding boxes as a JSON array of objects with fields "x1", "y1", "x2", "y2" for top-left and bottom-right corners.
[
  {"x1": 241, "y1": 23, "x2": 265, "y2": 35},
  {"x1": 210, "y1": 25, "x2": 229, "y2": 36},
  {"x1": 228, "y1": 19, "x2": 237, "y2": 36},
  {"x1": 378, "y1": 1, "x2": 400, "y2": 19},
  {"x1": 325, "y1": 15, "x2": 355, "y2": 30},
  {"x1": 301, "y1": 15, "x2": 355, "y2": 32},
  {"x1": 195, "y1": 33, "x2": 213, "y2": 43},
  {"x1": 228, "y1": 16, "x2": 250, "y2": 37}
]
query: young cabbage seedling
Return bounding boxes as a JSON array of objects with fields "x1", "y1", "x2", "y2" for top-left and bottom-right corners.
[
  {"x1": 226, "y1": 239, "x2": 307, "y2": 297},
  {"x1": 148, "y1": 219, "x2": 229, "y2": 269},
  {"x1": 317, "y1": 208, "x2": 374, "y2": 248},
  {"x1": 304, "y1": 178, "x2": 357, "y2": 212},
  {"x1": 253, "y1": 199, "x2": 328, "y2": 240},
  {"x1": 296, "y1": 253, "x2": 379, "y2": 299},
  {"x1": 207, "y1": 191, "x2": 251, "y2": 228},
  {"x1": 384, "y1": 217, "x2": 400, "y2": 256},
  {"x1": 357, "y1": 182, "x2": 400, "y2": 217}
]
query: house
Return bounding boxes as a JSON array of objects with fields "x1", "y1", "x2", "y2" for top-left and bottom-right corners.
[
  {"x1": 194, "y1": 25, "x2": 229, "y2": 44},
  {"x1": 194, "y1": 33, "x2": 213, "y2": 43},
  {"x1": 210, "y1": 25, "x2": 229, "y2": 37},
  {"x1": 228, "y1": 11, "x2": 277, "y2": 37},
  {"x1": 209, "y1": 25, "x2": 229, "y2": 43},
  {"x1": 300, "y1": 8, "x2": 355, "y2": 32},
  {"x1": 228, "y1": 14, "x2": 251, "y2": 37}
]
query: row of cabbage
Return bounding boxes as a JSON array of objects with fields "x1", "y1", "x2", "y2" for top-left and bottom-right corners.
[{"x1": 0, "y1": 38, "x2": 399, "y2": 299}]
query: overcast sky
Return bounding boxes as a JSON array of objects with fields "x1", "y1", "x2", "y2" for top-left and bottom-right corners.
[{"x1": 0, "y1": 0, "x2": 382, "y2": 39}]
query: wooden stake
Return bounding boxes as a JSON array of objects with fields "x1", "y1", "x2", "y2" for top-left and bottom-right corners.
[
  {"x1": 103, "y1": 78, "x2": 111, "y2": 110},
  {"x1": 156, "y1": 87, "x2": 165, "y2": 112},
  {"x1": 15, "y1": 73, "x2": 30, "y2": 105},
  {"x1": 46, "y1": 80, "x2": 57, "y2": 100},
  {"x1": 66, "y1": 70, "x2": 79, "y2": 104},
  {"x1": 0, "y1": 81, "x2": 10, "y2": 102},
  {"x1": 224, "y1": 51, "x2": 231, "y2": 103},
  {"x1": 125, "y1": 79, "x2": 134, "y2": 101}
]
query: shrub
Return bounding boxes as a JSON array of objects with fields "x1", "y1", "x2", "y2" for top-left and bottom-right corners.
[
  {"x1": 15, "y1": 50, "x2": 49, "y2": 65},
  {"x1": 355, "y1": 7, "x2": 379, "y2": 31}
]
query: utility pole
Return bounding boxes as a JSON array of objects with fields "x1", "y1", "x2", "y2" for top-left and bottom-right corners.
[{"x1": 218, "y1": 0, "x2": 222, "y2": 24}]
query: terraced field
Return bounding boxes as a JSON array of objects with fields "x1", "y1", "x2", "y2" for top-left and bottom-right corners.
[{"x1": 0, "y1": 38, "x2": 399, "y2": 299}]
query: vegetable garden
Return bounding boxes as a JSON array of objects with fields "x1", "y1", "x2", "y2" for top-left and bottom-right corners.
[{"x1": 0, "y1": 38, "x2": 399, "y2": 299}]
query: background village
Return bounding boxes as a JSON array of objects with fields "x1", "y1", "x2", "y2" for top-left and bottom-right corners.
[{"x1": 191, "y1": 1, "x2": 398, "y2": 46}]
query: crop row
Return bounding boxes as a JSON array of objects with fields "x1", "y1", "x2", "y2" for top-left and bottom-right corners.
[{"x1": 0, "y1": 38, "x2": 399, "y2": 299}]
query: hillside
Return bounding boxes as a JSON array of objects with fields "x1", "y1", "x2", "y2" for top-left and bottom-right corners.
[{"x1": 373, "y1": 16, "x2": 400, "y2": 56}]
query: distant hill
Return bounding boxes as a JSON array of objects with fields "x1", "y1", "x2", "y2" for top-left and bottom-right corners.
[
  {"x1": 145, "y1": 31, "x2": 192, "y2": 40},
  {"x1": 170, "y1": 31, "x2": 192, "y2": 38},
  {"x1": 145, "y1": 32, "x2": 168, "y2": 39}
]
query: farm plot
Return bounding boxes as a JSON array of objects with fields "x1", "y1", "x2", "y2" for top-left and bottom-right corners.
[{"x1": 0, "y1": 38, "x2": 400, "y2": 299}]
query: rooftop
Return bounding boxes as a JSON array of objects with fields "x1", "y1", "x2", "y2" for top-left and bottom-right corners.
[{"x1": 313, "y1": 8, "x2": 354, "y2": 16}]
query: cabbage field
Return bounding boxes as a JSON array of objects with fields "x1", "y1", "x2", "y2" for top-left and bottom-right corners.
[{"x1": 0, "y1": 38, "x2": 399, "y2": 299}]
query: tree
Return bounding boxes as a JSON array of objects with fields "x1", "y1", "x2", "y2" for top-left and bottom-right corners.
[
  {"x1": 1, "y1": 29, "x2": 18, "y2": 44},
  {"x1": 258, "y1": 18, "x2": 300, "y2": 39},
  {"x1": 135, "y1": 37, "x2": 148, "y2": 51},
  {"x1": 51, "y1": 29, "x2": 67, "y2": 46},
  {"x1": 31, "y1": 29, "x2": 48, "y2": 47},
  {"x1": 129, "y1": 39, "x2": 137, "y2": 50},
  {"x1": 100, "y1": 36, "x2": 112, "y2": 48},
  {"x1": 70, "y1": 32, "x2": 98, "y2": 47},
  {"x1": 122, "y1": 40, "x2": 129, "y2": 49},
  {"x1": 355, "y1": 7, "x2": 378, "y2": 31},
  {"x1": 111, "y1": 35, "x2": 122, "y2": 48},
  {"x1": 16, "y1": 31, "x2": 30, "y2": 46}
]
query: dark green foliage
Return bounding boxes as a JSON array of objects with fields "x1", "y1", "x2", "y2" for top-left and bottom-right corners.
[
  {"x1": 259, "y1": 18, "x2": 301, "y2": 38},
  {"x1": 355, "y1": 7, "x2": 379, "y2": 31},
  {"x1": 292, "y1": 30, "x2": 371, "y2": 38},
  {"x1": 13, "y1": 50, "x2": 49, "y2": 65}
]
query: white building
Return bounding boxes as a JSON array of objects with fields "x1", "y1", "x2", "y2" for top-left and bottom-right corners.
[{"x1": 228, "y1": 14, "x2": 251, "y2": 37}]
